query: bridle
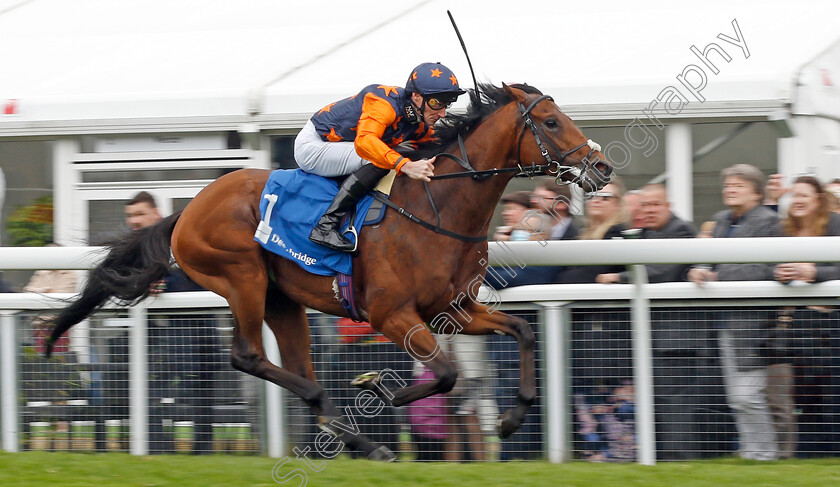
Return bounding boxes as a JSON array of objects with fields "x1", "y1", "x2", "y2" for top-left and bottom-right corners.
[
  {"x1": 515, "y1": 94, "x2": 603, "y2": 187},
  {"x1": 428, "y1": 94, "x2": 604, "y2": 187},
  {"x1": 372, "y1": 94, "x2": 607, "y2": 243}
]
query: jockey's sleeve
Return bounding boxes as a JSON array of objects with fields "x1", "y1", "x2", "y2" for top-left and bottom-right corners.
[{"x1": 355, "y1": 93, "x2": 410, "y2": 173}]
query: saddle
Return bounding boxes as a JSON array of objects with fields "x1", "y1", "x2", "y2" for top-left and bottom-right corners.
[{"x1": 253, "y1": 169, "x2": 391, "y2": 277}]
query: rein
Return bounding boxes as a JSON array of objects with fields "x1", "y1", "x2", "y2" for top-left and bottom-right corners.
[
  {"x1": 378, "y1": 94, "x2": 600, "y2": 243},
  {"x1": 371, "y1": 191, "x2": 487, "y2": 243},
  {"x1": 430, "y1": 146, "x2": 556, "y2": 181}
]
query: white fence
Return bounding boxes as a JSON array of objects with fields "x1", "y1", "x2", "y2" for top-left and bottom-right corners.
[{"x1": 1, "y1": 238, "x2": 840, "y2": 464}]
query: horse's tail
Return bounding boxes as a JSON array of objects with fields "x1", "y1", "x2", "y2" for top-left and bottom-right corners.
[{"x1": 45, "y1": 212, "x2": 182, "y2": 358}]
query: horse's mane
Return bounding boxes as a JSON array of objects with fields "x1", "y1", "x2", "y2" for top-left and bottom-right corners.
[{"x1": 399, "y1": 82, "x2": 543, "y2": 160}]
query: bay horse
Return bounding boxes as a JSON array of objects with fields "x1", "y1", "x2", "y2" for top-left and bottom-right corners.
[{"x1": 47, "y1": 83, "x2": 612, "y2": 460}]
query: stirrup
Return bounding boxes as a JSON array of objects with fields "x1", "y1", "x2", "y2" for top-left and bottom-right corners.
[{"x1": 342, "y1": 224, "x2": 359, "y2": 253}]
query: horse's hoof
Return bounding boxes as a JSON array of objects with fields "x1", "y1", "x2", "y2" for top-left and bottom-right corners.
[
  {"x1": 367, "y1": 445, "x2": 396, "y2": 462},
  {"x1": 351, "y1": 371, "x2": 380, "y2": 390},
  {"x1": 497, "y1": 411, "x2": 521, "y2": 439},
  {"x1": 317, "y1": 415, "x2": 343, "y2": 435}
]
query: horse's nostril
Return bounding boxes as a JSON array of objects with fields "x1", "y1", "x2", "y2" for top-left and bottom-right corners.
[{"x1": 594, "y1": 161, "x2": 612, "y2": 175}]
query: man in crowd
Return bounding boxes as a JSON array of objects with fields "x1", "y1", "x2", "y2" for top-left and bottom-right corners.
[
  {"x1": 596, "y1": 183, "x2": 696, "y2": 284},
  {"x1": 623, "y1": 189, "x2": 645, "y2": 230},
  {"x1": 530, "y1": 178, "x2": 579, "y2": 240},
  {"x1": 125, "y1": 191, "x2": 163, "y2": 231},
  {"x1": 687, "y1": 164, "x2": 782, "y2": 461},
  {"x1": 125, "y1": 191, "x2": 220, "y2": 454}
]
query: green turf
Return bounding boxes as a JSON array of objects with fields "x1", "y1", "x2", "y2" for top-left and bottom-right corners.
[{"x1": 1, "y1": 452, "x2": 839, "y2": 487}]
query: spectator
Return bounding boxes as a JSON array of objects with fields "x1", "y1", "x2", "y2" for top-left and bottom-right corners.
[
  {"x1": 530, "y1": 178, "x2": 579, "y2": 240},
  {"x1": 822, "y1": 178, "x2": 840, "y2": 214},
  {"x1": 596, "y1": 183, "x2": 696, "y2": 284},
  {"x1": 623, "y1": 189, "x2": 644, "y2": 229},
  {"x1": 574, "y1": 381, "x2": 636, "y2": 462},
  {"x1": 125, "y1": 191, "x2": 222, "y2": 454},
  {"x1": 592, "y1": 184, "x2": 700, "y2": 458},
  {"x1": 763, "y1": 173, "x2": 789, "y2": 212},
  {"x1": 687, "y1": 163, "x2": 782, "y2": 461},
  {"x1": 774, "y1": 176, "x2": 840, "y2": 283},
  {"x1": 770, "y1": 176, "x2": 840, "y2": 458},
  {"x1": 556, "y1": 178, "x2": 627, "y2": 284},
  {"x1": 448, "y1": 334, "x2": 489, "y2": 462},
  {"x1": 698, "y1": 221, "x2": 716, "y2": 238},
  {"x1": 488, "y1": 312, "x2": 544, "y2": 461},
  {"x1": 407, "y1": 361, "x2": 452, "y2": 461},
  {"x1": 493, "y1": 191, "x2": 533, "y2": 241},
  {"x1": 486, "y1": 198, "x2": 557, "y2": 289},
  {"x1": 125, "y1": 191, "x2": 163, "y2": 231}
]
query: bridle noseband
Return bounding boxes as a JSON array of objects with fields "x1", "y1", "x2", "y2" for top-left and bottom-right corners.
[{"x1": 516, "y1": 94, "x2": 602, "y2": 187}]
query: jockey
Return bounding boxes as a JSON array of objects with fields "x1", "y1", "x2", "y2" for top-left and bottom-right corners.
[{"x1": 296, "y1": 62, "x2": 466, "y2": 252}]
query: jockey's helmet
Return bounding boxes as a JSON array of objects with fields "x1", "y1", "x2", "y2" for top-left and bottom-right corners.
[{"x1": 406, "y1": 62, "x2": 466, "y2": 107}]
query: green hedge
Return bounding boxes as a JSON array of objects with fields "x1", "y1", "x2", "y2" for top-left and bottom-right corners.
[{"x1": 7, "y1": 195, "x2": 53, "y2": 247}]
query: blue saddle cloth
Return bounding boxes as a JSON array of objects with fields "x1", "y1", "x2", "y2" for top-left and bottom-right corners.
[{"x1": 254, "y1": 169, "x2": 383, "y2": 276}]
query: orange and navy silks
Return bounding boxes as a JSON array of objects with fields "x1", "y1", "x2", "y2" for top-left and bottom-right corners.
[{"x1": 310, "y1": 84, "x2": 435, "y2": 173}]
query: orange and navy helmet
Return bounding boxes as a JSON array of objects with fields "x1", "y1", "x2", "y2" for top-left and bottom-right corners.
[{"x1": 406, "y1": 62, "x2": 467, "y2": 98}]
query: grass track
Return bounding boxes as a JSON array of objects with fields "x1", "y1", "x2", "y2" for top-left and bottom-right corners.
[{"x1": 2, "y1": 452, "x2": 840, "y2": 487}]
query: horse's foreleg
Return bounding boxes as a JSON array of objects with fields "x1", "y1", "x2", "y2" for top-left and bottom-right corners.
[
  {"x1": 366, "y1": 311, "x2": 458, "y2": 407},
  {"x1": 455, "y1": 304, "x2": 536, "y2": 439},
  {"x1": 263, "y1": 289, "x2": 392, "y2": 460}
]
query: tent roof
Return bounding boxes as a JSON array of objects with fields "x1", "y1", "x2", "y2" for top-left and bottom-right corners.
[{"x1": 1, "y1": 0, "x2": 839, "y2": 135}]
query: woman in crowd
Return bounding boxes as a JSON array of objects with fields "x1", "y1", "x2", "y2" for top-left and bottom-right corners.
[
  {"x1": 557, "y1": 177, "x2": 627, "y2": 283},
  {"x1": 492, "y1": 191, "x2": 533, "y2": 241},
  {"x1": 774, "y1": 176, "x2": 840, "y2": 283},
  {"x1": 772, "y1": 175, "x2": 840, "y2": 458}
]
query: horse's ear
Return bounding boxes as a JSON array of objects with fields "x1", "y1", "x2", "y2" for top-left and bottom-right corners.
[{"x1": 502, "y1": 82, "x2": 528, "y2": 104}]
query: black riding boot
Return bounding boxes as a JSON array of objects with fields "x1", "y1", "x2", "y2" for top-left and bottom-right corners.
[{"x1": 309, "y1": 164, "x2": 389, "y2": 252}]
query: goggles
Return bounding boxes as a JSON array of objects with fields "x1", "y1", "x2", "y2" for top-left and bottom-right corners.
[{"x1": 425, "y1": 95, "x2": 457, "y2": 110}]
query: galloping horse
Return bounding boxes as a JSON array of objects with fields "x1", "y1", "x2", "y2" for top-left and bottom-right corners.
[{"x1": 47, "y1": 83, "x2": 612, "y2": 460}]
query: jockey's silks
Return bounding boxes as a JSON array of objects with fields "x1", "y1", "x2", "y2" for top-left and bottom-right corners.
[{"x1": 310, "y1": 84, "x2": 435, "y2": 172}]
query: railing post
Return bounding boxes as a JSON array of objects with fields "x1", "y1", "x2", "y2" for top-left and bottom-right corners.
[
  {"x1": 129, "y1": 303, "x2": 149, "y2": 455},
  {"x1": 263, "y1": 324, "x2": 285, "y2": 458},
  {"x1": 630, "y1": 264, "x2": 656, "y2": 465},
  {"x1": 1, "y1": 310, "x2": 18, "y2": 452},
  {"x1": 541, "y1": 301, "x2": 571, "y2": 463},
  {"x1": 666, "y1": 123, "x2": 693, "y2": 223}
]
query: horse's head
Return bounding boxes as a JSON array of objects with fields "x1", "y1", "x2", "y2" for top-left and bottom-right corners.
[{"x1": 504, "y1": 83, "x2": 613, "y2": 193}]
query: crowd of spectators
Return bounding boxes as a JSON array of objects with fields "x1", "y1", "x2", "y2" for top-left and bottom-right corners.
[{"x1": 489, "y1": 167, "x2": 840, "y2": 461}]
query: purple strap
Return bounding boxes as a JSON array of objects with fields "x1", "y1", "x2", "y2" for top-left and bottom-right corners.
[{"x1": 337, "y1": 272, "x2": 362, "y2": 323}]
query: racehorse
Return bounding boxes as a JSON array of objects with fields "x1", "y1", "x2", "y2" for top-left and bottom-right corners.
[{"x1": 47, "y1": 83, "x2": 612, "y2": 460}]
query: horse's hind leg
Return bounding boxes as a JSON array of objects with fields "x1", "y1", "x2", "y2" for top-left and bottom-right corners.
[
  {"x1": 365, "y1": 306, "x2": 534, "y2": 439},
  {"x1": 262, "y1": 287, "x2": 393, "y2": 460},
  {"x1": 452, "y1": 303, "x2": 536, "y2": 439}
]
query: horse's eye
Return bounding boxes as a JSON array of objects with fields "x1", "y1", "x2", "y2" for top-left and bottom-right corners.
[{"x1": 544, "y1": 119, "x2": 558, "y2": 128}]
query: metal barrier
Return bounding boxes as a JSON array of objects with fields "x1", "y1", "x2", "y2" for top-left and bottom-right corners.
[
  {"x1": 2, "y1": 293, "x2": 273, "y2": 457},
  {"x1": 2, "y1": 285, "x2": 840, "y2": 464},
  {"x1": 1, "y1": 239, "x2": 840, "y2": 464}
]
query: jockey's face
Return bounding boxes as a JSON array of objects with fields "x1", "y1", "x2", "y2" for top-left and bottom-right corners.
[{"x1": 410, "y1": 92, "x2": 446, "y2": 126}]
